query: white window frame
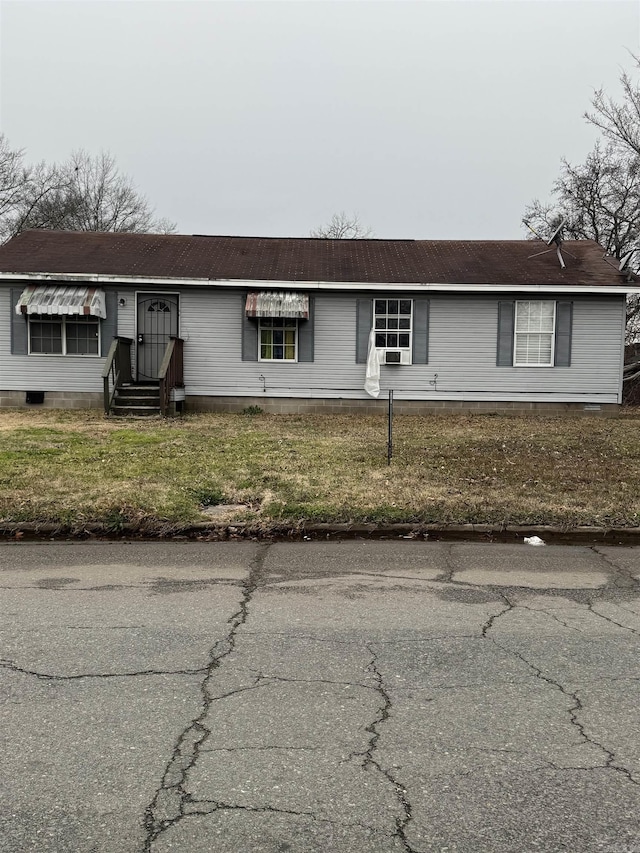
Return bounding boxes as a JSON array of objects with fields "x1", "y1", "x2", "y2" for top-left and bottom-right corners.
[
  {"x1": 373, "y1": 298, "x2": 413, "y2": 360},
  {"x1": 28, "y1": 315, "x2": 102, "y2": 357},
  {"x1": 514, "y1": 300, "x2": 556, "y2": 367},
  {"x1": 258, "y1": 317, "x2": 299, "y2": 362}
]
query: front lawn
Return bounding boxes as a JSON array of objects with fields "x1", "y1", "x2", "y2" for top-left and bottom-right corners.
[{"x1": 1, "y1": 409, "x2": 639, "y2": 531}]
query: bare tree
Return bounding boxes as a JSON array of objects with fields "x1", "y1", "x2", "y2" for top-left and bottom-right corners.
[
  {"x1": 5, "y1": 161, "x2": 72, "y2": 238},
  {"x1": 586, "y1": 54, "x2": 640, "y2": 157},
  {"x1": 524, "y1": 143, "x2": 640, "y2": 346},
  {"x1": 524, "y1": 142, "x2": 640, "y2": 258},
  {"x1": 0, "y1": 139, "x2": 175, "y2": 241},
  {"x1": 17, "y1": 150, "x2": 175, "y2": 235},
  {"x1": 524, "y1": 58, "x2": 640, "y2": 350},
  {"x1": 310, "y1": 211, "x2": 374, "y2": 239},
  {"x1": 526, "y1": 56, "x2": 640, "y2": 260},
  {"x1": 587, "y1": 58, "x2": 640, "y2": 351},
  {"x1": 0, "y1": 135, "x2": 29, "y2": 230},
  {"x1": 0, "y1": 136, "x2": 61, "y2": 242}
]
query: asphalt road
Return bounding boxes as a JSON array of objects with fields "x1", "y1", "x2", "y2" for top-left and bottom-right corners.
[{"x1": 1, "y1": 540, "x2": 640, "y2": 853}]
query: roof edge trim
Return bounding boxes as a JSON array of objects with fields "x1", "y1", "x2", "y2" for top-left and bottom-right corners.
[{"x1": 0, "y1": 271, "x2": 637, "y2": 294}]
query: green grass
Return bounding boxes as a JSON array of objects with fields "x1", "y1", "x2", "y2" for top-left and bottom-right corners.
[{"x1": 1, "y1": 409, "x2": 640, "y2": 531}]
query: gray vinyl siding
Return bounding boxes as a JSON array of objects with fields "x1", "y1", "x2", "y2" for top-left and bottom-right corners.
[
  {"x1": 117, "y1": 291, "x2": 136, "y2": 340},
  {"x1": 117, "y1": 289, "x2": 137, "y2": 376},
  {"x1": 0, "y1": 285, "x2": 626, "y2": 403},
  {"x1": 179, "y1": 289, "x2": 625, "y2": 404},
  {"x1": 425, "y1": 295, "x2": 623, "y2": 402},
  {"x1": 0, "y1": 286, "x2": 117, "y2": 392}
]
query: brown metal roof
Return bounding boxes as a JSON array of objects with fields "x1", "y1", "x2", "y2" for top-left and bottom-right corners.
[{"x1": 0, "y1": 229, "x2": 629, "y2": 288}]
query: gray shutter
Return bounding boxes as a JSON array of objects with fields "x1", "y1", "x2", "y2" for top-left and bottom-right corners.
[
  {"x1": 554, "y1": 301, "x2": 572, "y2": 367},
  {"x1": 412, "y1": 299, "x2": 429, "y2": 365},
  {"x1": 11, "y1": 287, "x2": 28, "y2": 355},
  {"x1": 101, "y1": 290, "x2": 118, "y2": 352},
  {"x1": 241, "y1": 294, "x2": 258, "y2": 361},
  {"x1": 496, "y1": 301, "x2": 515, "y2": 366},
  {"x1": 298, "y1": 296, "x2": 314, "y2": 363},
  {"x1": 356, "y1": 298, "x2": 372, "y2": 363}
]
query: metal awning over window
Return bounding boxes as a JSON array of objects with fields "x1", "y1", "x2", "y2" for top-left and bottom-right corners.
[
  {"x1": 245, "y1": 291, "x2": 309, "y2": 319},
  {"x1": 15, "y1": 285, "x2": 107, "y2": 319}
]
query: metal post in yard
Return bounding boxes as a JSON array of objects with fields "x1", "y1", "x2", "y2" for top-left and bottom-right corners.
[{"x1": 387, "y1": 389, "x2": 393, "y2": 465}]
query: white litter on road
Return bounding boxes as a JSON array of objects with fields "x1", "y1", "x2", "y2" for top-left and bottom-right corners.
[{"x1": 524, "y1": 535, "x2": 545, "y2": 546}]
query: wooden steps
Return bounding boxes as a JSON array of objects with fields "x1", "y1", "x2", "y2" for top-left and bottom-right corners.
[{"x1": 111, "y1": 383, "x2": 161, "y2": 417}]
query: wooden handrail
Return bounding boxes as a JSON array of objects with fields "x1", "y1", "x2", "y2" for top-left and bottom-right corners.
[
  {"x1": 157, "y1": 338, "x2": 176, "y2": 382},
  {"x1": 158, "y1": 336, "x2": 184, "y2": 417},
  {"x1": 102, "y1": 337, "x2": 133, "y2": 415},
  {"x1": 102, "y1": 340, "x2": 119, "y2": 414},
  {"x1": 101, "y1": 339, "x2": 120, "y2": 381}
]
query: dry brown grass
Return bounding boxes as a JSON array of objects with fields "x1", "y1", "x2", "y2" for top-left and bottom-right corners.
[{"x1": 1, "y1": 408, "x2": 639, "y2": 530}]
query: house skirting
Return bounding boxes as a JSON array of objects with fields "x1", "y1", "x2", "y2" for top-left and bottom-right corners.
[
  {"x1": 186, "y1": 395, "x2": 620, "y2": 417},
  {"x1": 0, "y1": 390, "x2": 620, "y2": 416},
  {"x1": 0, "y1": 390, "x2": 103, "y2": 409}
]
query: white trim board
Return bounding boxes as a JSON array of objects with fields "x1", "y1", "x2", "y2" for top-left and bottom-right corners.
[{"x1": 0, "y1": 272, "x2": 638, "y2": 295}]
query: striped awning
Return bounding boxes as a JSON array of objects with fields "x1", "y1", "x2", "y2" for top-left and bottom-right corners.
[
  {"x1": 15, "y1": 285, "x2": 107, "y2": 319},
  {"x1": 245, "y1": 291, "x2": 309, "y2": 319}
]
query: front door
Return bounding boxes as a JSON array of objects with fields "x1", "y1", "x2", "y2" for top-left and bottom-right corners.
[{"x1": 136, "y1": 293, "x2": 179, "y2": 381}]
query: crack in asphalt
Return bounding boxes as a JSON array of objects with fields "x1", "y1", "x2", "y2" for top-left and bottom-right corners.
[
  {"x1": 201, "y1": 745, "x2": 322, "y2": 753},
  {"x1": 609, "y1": 600, "x2": 640, "y2": 619},
  {"x1": 248, "y1": 671, "x2": 378, "y2": 692},
  {"x1": 352, "y1": 571, "x2": 441, "y2": 583},
  {"x1": 345, "y1": 642, "x2": 424, "y2": 853},
  {"x1": 587, "y1": 602, "x2": 640, "y2": 637},
  {"x1": 438, "y1": 542, "x2": 456, "y2": 584},
  {"x1": 178, "y1": 798, "x2": 396, "y2": 837},
  {"x1": 182, "y1": 799, "x2": 318, "y2": 819},
  {"x1": 480, "y1": 593, "x2": 515, "y2": 637},
  {"x1": 591, "y1": 547, "x2": 639, "y2": 589},
  {"x1": 483, "y1": 610, "x2": 640, "y2": 789},
  {"x1": 142, "y1": 542, "x2": 271, "y2": 851},
  {"x1": 0, "y1": 658, "x2": 206, "y2": 681},
  {"x1": 515, "y1": 603, "x2": 585, "y2": 633}
]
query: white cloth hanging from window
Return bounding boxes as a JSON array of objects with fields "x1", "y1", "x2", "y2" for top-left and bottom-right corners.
[{"x1": 364, "y1": 329, "x2": 381, "y2": 398}]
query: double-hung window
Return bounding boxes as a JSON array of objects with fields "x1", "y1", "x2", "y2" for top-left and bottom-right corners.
[
  {"x1": 29, "y1": 315, "x2": 100, "y2": 356},
  {"x1": 356, "y1": 297, "x2": 429, "y2": 365},
  {"x1": 514, "y1": 300, "x2": 555, "y2": 366},
  {"x1": 374, "y1": 299, "x2": 413, "y2": 350},
  {"x1": 259, "y1": 318, "x2": 298, "y2": 361}
]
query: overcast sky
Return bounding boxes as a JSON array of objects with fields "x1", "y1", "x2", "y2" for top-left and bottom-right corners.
[{"x1": 1, "y1": 0, "x2": 639, "y2": 240}]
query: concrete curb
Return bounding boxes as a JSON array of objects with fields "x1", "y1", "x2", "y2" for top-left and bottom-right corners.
[{"x1": 1, "y1": 520, "x2": 640, "y2": 544}]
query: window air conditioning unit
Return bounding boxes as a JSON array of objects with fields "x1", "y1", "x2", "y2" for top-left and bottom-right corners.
[{"x1": 383, "y1": 349, "x2": 411, "y2": 366}]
